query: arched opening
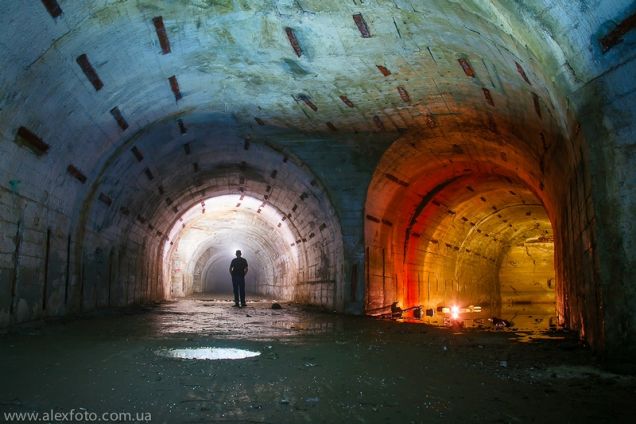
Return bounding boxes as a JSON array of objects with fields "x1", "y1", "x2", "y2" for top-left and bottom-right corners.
[
  {"x1": 163, "y1": 194, "x2": 299, "y2": 301},
  {"x1": 365, "y1": 126, "x2": 561, "y2": 330},
  {"x1": 73, "y1": 117, "x2": 346, "y2": 312},
  {"x1": 401, "y1": 173, "x2": 556, "y2": 328}
]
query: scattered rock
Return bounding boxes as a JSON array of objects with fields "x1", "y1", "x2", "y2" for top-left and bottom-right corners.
[
  {"x1": 272, "y1": 303, "x2": 282, "y2": 310},
  {"x1": 489, "y1": 317, "x2": 512, "y2": 328}
]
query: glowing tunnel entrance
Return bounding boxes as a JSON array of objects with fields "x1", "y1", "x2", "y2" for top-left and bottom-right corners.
[
  {"x1": 163, "y1": 194, "x2": 299, "y2": 300},
  {"x1": 365, "y1": 131, "x2": 558, "y2": 327},
  {"x1": 402, "y1": 174, "x2": 555, "y2": 326}
]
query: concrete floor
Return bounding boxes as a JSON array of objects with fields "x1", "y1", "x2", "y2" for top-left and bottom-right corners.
[{"x1": 1, "y1": 296, "x2": 635, "y2": 423}]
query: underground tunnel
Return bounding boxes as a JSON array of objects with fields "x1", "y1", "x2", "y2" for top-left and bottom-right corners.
[
  {"x1": 365, "y1": 130, "x2": 557, "y2": 329},
  {"x1": 1, "y1": 0, "x2": 636, "y2": 422},
  {"x1": 165, "y1": 193, "x2": 312, "y2": 302},
  {"x1": 80, "y1": 118, "x2": 345, "y2": 310}
]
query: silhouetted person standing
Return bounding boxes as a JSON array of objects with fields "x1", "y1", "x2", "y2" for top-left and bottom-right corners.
[{"x1": 229, "y1": 250, "x2": 248, "y2": 307}]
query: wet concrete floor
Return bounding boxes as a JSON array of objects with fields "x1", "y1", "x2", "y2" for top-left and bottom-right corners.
[{"x1": 1, "y1": 295, "x2": 635, "y2": 423}]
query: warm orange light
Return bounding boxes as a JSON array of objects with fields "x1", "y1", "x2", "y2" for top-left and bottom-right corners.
[{"x1": 451, "y1": 305, "x2": 460, "y2": 320}]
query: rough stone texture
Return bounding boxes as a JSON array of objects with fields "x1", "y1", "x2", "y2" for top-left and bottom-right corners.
[
  {"x1": 499, "y1": 242, "x2": 555, "y2": 305},
  {"x1": 0, "y1": 1, "x2": 635, "y2": 361}
]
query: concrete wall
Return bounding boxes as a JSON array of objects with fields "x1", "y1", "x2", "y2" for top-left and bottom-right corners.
[
  {"x1": 499, "y1": 242, "x2": 555, "y2": 305},
  {"x1": 486, "y1": 0, "x2": 636, "y2": 360}
]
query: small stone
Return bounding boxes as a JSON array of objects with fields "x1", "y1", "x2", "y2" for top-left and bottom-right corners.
[{"x1": 272, "y1": 303, "x2": 282, "y2": 309}]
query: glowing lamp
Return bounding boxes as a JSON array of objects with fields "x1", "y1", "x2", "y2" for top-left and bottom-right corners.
[{"x1": 451, "y1": 305, "x2": 460, "y2": 320}]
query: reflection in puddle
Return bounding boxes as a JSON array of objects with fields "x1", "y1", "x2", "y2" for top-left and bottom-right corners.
[
  {"x1": 156, "y1": 347, "x2": 261, "y2": 360},
  {"x1": 270, "y1": 320, "x2": 336, "y2": 334},
  {"x1": 419, "y1": 303, "x2": 558, "y2": 332},
  {"x1": 512, "y1": 333, "x2": 566, "y2": 343}
]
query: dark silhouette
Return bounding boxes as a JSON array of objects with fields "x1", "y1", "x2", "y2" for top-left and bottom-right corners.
[{"x1": 229, "y1": 250, "x2": 248, "y2": 307}]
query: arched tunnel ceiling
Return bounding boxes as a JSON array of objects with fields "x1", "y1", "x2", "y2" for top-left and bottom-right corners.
[
  {"x1": 1, "y1": 0, "x2": 631, "y2": 211},
  {"x1": 3, "y1": 0, "x2": 555, "y2": 139},
  {"x1": 167, "y1": 194, "x2": 298, "y2": 268},
  {"x1": 415, "y1": 177, "x2": 552, "y2": 273},
  {"x1": 2, "y1": 0, "x2": 590, "y2": 198},
  {"x1": 87, "y1": 119, "x2": 342, "y2": 247}
]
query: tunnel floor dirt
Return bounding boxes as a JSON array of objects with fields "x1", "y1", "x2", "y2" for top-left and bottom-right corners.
[{"x1": 1, "y1": 295, "x2": 635, "y2": 423}]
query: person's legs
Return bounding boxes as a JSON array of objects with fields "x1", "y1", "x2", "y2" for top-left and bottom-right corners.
[
  {"x1": 239, "y1": 276, "x2": 246, "y2": 306},
  {"x1": 231, "y1": 276, "x2": 240, "y2": 306}
]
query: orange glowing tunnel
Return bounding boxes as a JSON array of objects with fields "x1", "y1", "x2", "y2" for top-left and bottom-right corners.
[{"x1": 365, "y1": 127, "x2": 557, "y2": 326}]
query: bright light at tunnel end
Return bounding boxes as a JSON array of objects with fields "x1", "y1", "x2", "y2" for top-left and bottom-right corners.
[{"x1": 162, "y1": 194, "x2": 298, "y2": 262}]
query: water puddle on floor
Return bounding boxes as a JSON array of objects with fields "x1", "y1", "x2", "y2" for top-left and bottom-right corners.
[
  {"x1": 386, "y1": 302, "x2": 566, "y2": 343},
  {"x1": 155, "y1": 347, "x2": 261, "y2": 360},
  {"x1": 511, "y1": 332, "x2": 566, "y2": 343}
]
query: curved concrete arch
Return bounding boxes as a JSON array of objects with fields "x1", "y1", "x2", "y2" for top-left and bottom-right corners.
[{"x1": 363, "y1": 120, "x2": 562, "y2": 311}]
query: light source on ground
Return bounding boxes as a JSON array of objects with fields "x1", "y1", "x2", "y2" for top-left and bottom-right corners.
[{"x1": 451, "y1": 305, "x2": 460, "y2": 320}]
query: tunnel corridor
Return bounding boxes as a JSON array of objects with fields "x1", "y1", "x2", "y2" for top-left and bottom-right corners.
[
  {"x1": 1, "y1": 0, "x2": 636, "y2": 420},
  {"x1": 165, "y1": 193, "x2": 309, "y2": 303},
  {"x1": 365, "y1": 130, "x2": 556, "y2": 326}
]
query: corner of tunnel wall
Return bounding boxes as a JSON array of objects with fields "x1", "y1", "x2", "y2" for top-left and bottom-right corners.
[
  {"x1": 267, "y1": 133, "x2": 396, "y2": 314},
  {"x1": 565, "y1": 56, "x2": 636, "y2": 360},
  {"x1": 484, "y1": 0, "x2": 636, "y2": 359},
  {"x1": 59, "y1": 183, "x2": 166, "y2": 315}
]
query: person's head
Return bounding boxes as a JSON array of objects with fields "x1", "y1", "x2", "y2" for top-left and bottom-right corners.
[{"x1": 235, "y1": 250, "x2": 242, "y2": 257}]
